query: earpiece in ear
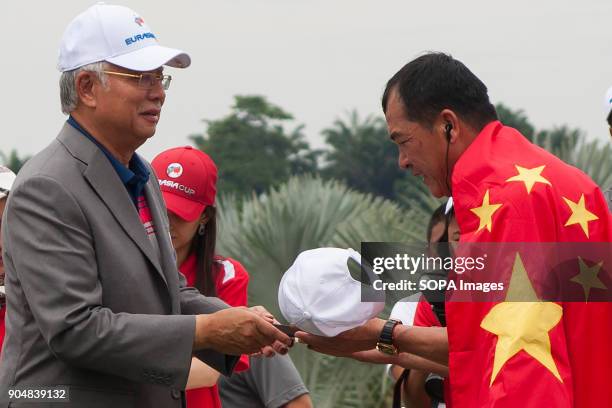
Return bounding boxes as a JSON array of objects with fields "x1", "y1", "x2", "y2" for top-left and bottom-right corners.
[{"x1": 445, "y1": 123, "x2": 452, "y2": 141}]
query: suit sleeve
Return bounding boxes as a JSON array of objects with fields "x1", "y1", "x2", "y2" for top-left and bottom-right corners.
[
  {"x1": 175, "y1": 272, "x2": 240, "y2": 376},
  {"x1": 5, "y1": 175, "x2": 197, "y2": 389}
]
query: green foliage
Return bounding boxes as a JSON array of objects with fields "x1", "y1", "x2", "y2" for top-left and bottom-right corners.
[
  {"x1": 533, "y1": 125, "x2": 582, "y2": 159},
  {"x1": 393, "y1": 173, "x2": 444, "y2": 218},
  {"x1": 216, "y1": 176, "x2": 426, "y2": 407},
  {"x1": 216, "y1": 175, "x2": 425, "y2": 315},
  {"x1": 0, "y1": 149, "x2": 30, "y2": 173},
  {"x1": 557, "y1": 137, "x2": 612, "y2": 188},
  {"x1": 321, "y1": 111, "x2": 404, "y2": 199},
  {"x1": 190, "y1": 95, "x2": 320, "y2": 197},
  {"x1": 319, "y1": 109, "x2": 445, "y2": 219}
]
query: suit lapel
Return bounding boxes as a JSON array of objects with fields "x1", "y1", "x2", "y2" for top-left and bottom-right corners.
[
  {"x1": 144, "y1": 177, "x2": 180, "y2": 310},
  {"x1": 57, "y1": 124, "x2": 167, "y2": 288}
]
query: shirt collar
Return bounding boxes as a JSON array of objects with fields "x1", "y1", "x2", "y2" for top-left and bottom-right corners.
[{"x1": 67, "y1": 116, "x2": 150, "y2": 186}]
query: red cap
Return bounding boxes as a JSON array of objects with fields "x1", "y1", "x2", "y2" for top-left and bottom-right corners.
[{"x1": 151, "y1": 146, "x2": 218, "y2": 222}]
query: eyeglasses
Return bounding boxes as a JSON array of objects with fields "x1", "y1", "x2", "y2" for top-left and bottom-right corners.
[{"x1": 103, "y1": 70, "x2": 172, "y2": 90}]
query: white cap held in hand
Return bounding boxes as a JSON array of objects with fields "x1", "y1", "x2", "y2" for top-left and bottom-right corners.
[{"x1": 278, "y1": 248, "x2": 385, "y2": 337}]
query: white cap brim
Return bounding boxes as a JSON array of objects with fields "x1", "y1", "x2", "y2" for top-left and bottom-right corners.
[{"x1": 106, "y1": 44, "x2": 190, "y2": 71}]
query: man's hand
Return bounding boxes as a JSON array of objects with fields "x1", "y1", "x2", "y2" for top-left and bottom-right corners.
[
  {"x1": 193, "y1": 307, "x2": 290, "y2": 355},
  {"x1": 249, "y1": 305, "x2": 275, "y2": 323},
  {"x1": 294, "y1": 318, "x2": 385, "y2": 357},
  {"x1": 296, "y1": 318, "x2": 449, "y2": 367},
  {"x1": 247, "y1": 305, "x2": 290, "y2": 356}
]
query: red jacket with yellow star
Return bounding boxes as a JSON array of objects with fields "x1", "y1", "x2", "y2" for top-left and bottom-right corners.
[{"x1": 447, "y1": 121, "x2": 612, "y2": 407}]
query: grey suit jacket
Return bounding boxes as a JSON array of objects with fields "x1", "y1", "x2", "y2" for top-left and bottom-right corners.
[{"x1": 0, "y1": 124, "x2": 237, "y2": 407}]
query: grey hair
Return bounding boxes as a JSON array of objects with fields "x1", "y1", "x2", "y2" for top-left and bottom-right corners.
[{"x1": 59, "y1": 61, "x2": 109, "y2": 114}]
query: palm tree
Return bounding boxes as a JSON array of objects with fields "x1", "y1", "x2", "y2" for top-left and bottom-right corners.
[
  {"x1": 533, "y1": 127, "x2": 612, "y2": 189},
  {"x1": 393, "y1": 173, "x2": 445, "y2": 219},
  {"x1": 567, "y1": 139, "x2": 612, "y2": 189},
  {"x1": 533, "y1": 126, "x2": 581, "y2": 160},
  {"x1": 321, "y1": 110, "x2": 404, "y2": 199},
  {"x1": 216, "y1": 175, "x2": 427, "y2": 407}
]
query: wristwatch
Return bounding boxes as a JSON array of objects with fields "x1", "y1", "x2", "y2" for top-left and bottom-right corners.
[{"x1": 376, "y1": 318, "x2": 402, "y2": 355}]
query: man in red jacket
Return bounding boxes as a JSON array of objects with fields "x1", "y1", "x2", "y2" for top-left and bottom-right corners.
[{"x1": 298, "y1": 53, "x2": 611, "y2": 407}]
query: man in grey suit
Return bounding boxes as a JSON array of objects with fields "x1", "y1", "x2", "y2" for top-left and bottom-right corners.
[{"x1": 0, "y1": 4, "x2": 289, "y2": 407}]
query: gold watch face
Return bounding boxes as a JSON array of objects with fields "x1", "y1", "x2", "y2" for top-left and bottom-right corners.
[{"x1": 376, "y1": 342, "x2": 398, "y2": 355}]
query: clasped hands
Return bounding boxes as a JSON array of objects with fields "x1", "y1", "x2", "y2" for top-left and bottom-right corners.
[{"x1": 193, "y1": 305, "x2": 291, "y2": 357}]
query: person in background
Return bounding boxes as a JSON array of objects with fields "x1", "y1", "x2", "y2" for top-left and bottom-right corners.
[
  {"x1": 152, "y1": 146, "x2": 250, "y2": 407},
  {"x1": 388, "y1": 202, "x2": 458, "y2": 408},
  {"x1": 152, "y1": 146, "x2": 311, "y2": 408},
  {"x1": 218, "y1": 354, "x2": 312, "y2": 408},
  {"x1": 0, "y1": 166, "x2": 16, "y2": 355}
]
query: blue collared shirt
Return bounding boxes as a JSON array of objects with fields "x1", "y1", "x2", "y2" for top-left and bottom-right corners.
[{"x1": 67, "y1": 116, "x2": 149, "y2": 206}]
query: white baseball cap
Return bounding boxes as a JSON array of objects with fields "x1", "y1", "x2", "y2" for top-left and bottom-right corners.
[
  {"x1": 58, "y1": 3, "x2": 191, "y2": 72},
  {"x1": 278, "y1": 248, "x2": 385, "y2": 337},
  {"x1": 0, "y1": 166, "x2": 16, "y2": 200},
  {"x1": 604, "y1": 85, "x2": 612, "y2": 118}
]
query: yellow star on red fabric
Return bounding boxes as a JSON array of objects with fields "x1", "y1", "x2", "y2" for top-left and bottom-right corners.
[
  {"x1": 470, "y1": 189, "x2": 502, "y2": 233},
  {"x1": 505, "y1": 165, "x2": 552, "y2": 194},
  {"x1": 570, "y1": 257, "x2": 606, "y2": 301},
  {"x1": 480, "y1": 253, "x2": 564, "y2": 386},
  {"x1": 562, "y1": 194, "x2": 599, "y2": 238}
]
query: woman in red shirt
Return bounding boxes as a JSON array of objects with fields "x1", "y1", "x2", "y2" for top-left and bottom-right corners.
[{"x1": 152, "y1": 147, "x2": 250, "y2": 407}]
